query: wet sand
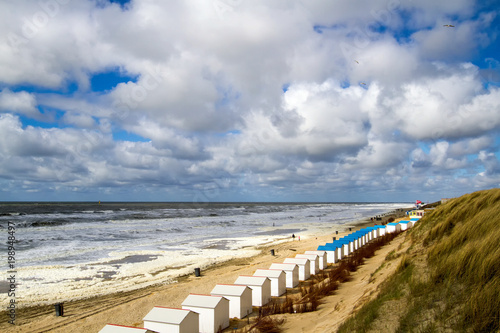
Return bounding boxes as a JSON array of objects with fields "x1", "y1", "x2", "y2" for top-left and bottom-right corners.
[{"x1": 1, "y1": 212, "x2": 407, "y2": 332}]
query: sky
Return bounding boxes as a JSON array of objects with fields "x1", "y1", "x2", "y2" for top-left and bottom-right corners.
[{"x1": 0, "y1": 0, "x2": 499, "y2": 203}]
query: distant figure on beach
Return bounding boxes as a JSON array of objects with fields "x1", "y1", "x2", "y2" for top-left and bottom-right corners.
[{"x1": 292, "y1": 233, "x2": 295, "y2": 240}]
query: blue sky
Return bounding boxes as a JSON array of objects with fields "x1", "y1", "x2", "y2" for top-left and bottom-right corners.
[{"x1": 0, "y1": 0, "x2": 499, "y2": 202}]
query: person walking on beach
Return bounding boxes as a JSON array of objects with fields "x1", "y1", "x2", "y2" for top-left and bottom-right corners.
[{"x1": 292, "y1": 233, "x2": 295, "y2": 241}]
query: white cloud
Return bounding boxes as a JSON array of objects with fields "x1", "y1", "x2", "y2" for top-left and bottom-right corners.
[
  {"x1": 0, "y1": 89, "x2": 39, "y2": 117},
  {"x1": 0, "y1": 0, "x2": 498, "y2": 201},
  {"x1": 412, "y1": 12, "x2": 493, "y2": 62}
]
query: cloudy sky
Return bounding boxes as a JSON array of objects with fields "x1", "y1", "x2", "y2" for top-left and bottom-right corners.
[{"x1": 1, "y1": 0, "x2": 499, "y2": 202}]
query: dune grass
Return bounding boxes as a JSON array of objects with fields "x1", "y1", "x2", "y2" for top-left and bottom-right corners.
[{"x1": 338, "y1": 188, "x2": 500, "y2": 333}]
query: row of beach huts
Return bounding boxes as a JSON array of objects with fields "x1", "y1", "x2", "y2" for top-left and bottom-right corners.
[{"x1": 99, "y1": 214, "x2": 423, "y2": 333}]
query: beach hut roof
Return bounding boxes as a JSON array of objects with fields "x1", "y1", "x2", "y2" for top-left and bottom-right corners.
[
  {"x1": 335, "y1": 238, "x2": 351, "y2": 243},
  {"x1": 254, "y1": 269, "x2": 285, "y2": 278},
  {"x1": 319, "y1": 241, "x2": 344, "y2": 249},
  {"x1": 270, "y1": 263, "x2": 297, "y2": 270},
  {"x1": 99, "y1": 324, "x2": 154, "y2": 333},
  {"x1": 211, "y1": 284, "x2": 250, "y2": 297},
  {"x1": 283, "y1": 258, "x2": 309, "y2": 265},
  {"x1": 296, "y1": 254, "x2": 318, "y2": 260},
  {"x1": 386, "y1": 222, "x2": 399, "y2": 226},
  {"x1": 143, "y1": 306, "x2": 192, "y2": 324},
  {"x1": 305, "y1": 250, "x2": 326, "y2": 255},
  {"x1": 342, "y1": 235, "x2": 356, "y2": 239},
  {"x1": 235, "y1": 275, "x2": 270, "y2": 286},
  {"x1": 181, "y1": 294, "x2": 227, "y2": 309}
]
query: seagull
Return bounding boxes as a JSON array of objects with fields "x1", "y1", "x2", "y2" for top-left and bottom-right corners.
[
  {"x1": 443, "y1": 24, "x2": 455, "y2": 27},
  {"x1": 354, "y1": 60, "x2": 359, "y2": 64},
  {"x1": 360, "y1": 82, "x2": 366, "y2": 85}
]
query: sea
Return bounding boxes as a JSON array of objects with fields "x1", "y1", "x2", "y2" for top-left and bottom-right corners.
[{"x1": 0, "y1": 201, "x2": 409, "y2": 308}]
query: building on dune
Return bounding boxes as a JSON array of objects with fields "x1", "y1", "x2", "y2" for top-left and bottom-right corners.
[
  {"x1": 210, "y1": 284, "x2": 252, "y2": 319},
  {"x1": 253, "y1": 269, "x2": 287, "y2": 297},
  {"x1": 99, "y1": 324, "x2": 156, "y2": 333},
  {"x1": 234, "y1": 275, "x2": 271, "y2": 307},
  {"x1": 181, "y1": 294, "x2": 229, "y2": 333},
  {"x1": 269, "y1": 263, "x2": 299, "y2": 288},
  {"x1": 143, "y1": 306, "x2": 199, "y2": 333}
]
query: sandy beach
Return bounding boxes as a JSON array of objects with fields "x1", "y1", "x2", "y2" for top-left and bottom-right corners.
[{"x1": 1, "y1": 213, "x2": 408, "y2": 332}]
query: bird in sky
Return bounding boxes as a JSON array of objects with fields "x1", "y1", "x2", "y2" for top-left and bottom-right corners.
[
  {"x1": 443, "y1": 24, "x2": 455, "y2": 27},
  {"x1": 354, "y1": 60, "x2": 359, "y2": 64},
  {"x1": 360, "y1": 82, "x2": 366, "y2": 85}
]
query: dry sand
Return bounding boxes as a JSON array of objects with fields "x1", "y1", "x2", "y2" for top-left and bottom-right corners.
[{"x1": 1, "y1": 215, "x2": 409, "y2": 333}]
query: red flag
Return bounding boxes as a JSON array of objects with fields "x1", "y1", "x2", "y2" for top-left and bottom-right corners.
[{"x1": 416, "y1": 200, "x2": 422, "y2": 204}]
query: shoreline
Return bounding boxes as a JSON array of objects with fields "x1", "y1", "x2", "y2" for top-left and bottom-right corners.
[{"x1": 1, "y1": 210, "x2": 408, "y2": 332}]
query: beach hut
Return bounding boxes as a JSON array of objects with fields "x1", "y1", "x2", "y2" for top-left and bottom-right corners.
[
  {"x1": 99, "y1": 324, "x2": 155, "y2": 333},
  {"x1": 210, "y1": 284, "x2": 252, "y2": 319},
  {"x1": 399, "y1": 221, "x2": 409, "y2": 231},
  {"x1": 304, "y1": 250, "x2": 327, "y2": 270},
  {"x1": 410, "y1": 217, "x2": 420, "y2": 224},
  {"x1": 334, "y1": 239, "x2": 351, "y2": 256},
  {"x1": 386, "y1": 222, "x2": 402, "y2": 233},
  {"x1": 373, "y1": 225, "x2": 386, "y2": 237},
  {"x1": 318, "y1": 240, "x2": 347, "y2": 261},
  {"x1": 181, "y1": 294, "x2": 229, "y2": 333},
  {"x1": 342, "y1": 236, "x2": 356, "y2": 252},
  {"x1": 314, "y1": 247, "x2": 338, "y2": 264},
  {"x1": 253, "y1": 269, "x2": 286, "y2": 297},
  {"x1": 367, "y1": 226, "x2": 378, "y2": 239},
  {"x1": 295, "y1": 254, "x2": 320, "y2": 275},
  {"x1": 283, "y1": 258, "x2": 310, "y2": 281},
  {"x1": 234, "y1": 275, "x2": 271, "y2": 307},
  {"x1": 143, "y1": 306, "x2": 199, "y2": 333},
  {"x1": 269, "y1": 263, "x2": 299, "y2": 288}
]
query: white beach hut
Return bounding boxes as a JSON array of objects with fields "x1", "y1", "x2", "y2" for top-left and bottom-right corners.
[
  {"x1": 253, "y1": 269, "x2": 286, "y2": 297},
  {"x1": 385, "y1": 222, "x2": 402, "y2": 233},
  {"x1": 234, "y1": 275, "x2": 271, "y2": 307},
  {"x1": 318, "y1": 244, "x2": 342, "y2": 262},
  {"x1": 399, "y1": 221, "x2": 409, "y2": 231},
  {"x1": 340, "y1": 241, "x2": 350, "y2": 257},
  {"x1": 304, "y1": 250, "x2": 327, "y2": 270},
  {"x1": 324, "y1": 249, "x2": 339, "y2": 264},
  {"x1": 181, "y1": 294, "x2": 229, "y2": 333},
  {"x1": 283, "y1": 258, "x2": 310, "y2": 281},
  {"x1": 295, "y1": 254, "x2": 320, "y2": 275},
  {"x1": 374, "y1": 225, "x2": 386, "y2": 237},
  {"x1": 348, "y1": 238, "x2": 356, "y2": 252},
  {"x1": 269, "y1": 263, "x2": 299, "y2": 288},
  {"x1": 210, "y1": 284, "x2": 252, "y2": 319},
  {"x1": 99, "y1": 324, "x2": 155, "y2": 333},
  {"x1": 143, "y1": 306, "x2": 199, "y2": 333}
]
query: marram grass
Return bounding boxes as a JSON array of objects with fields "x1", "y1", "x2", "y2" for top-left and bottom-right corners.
[{"x1": 338, "y1": 188, "x2": 500, "y2": 333}]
